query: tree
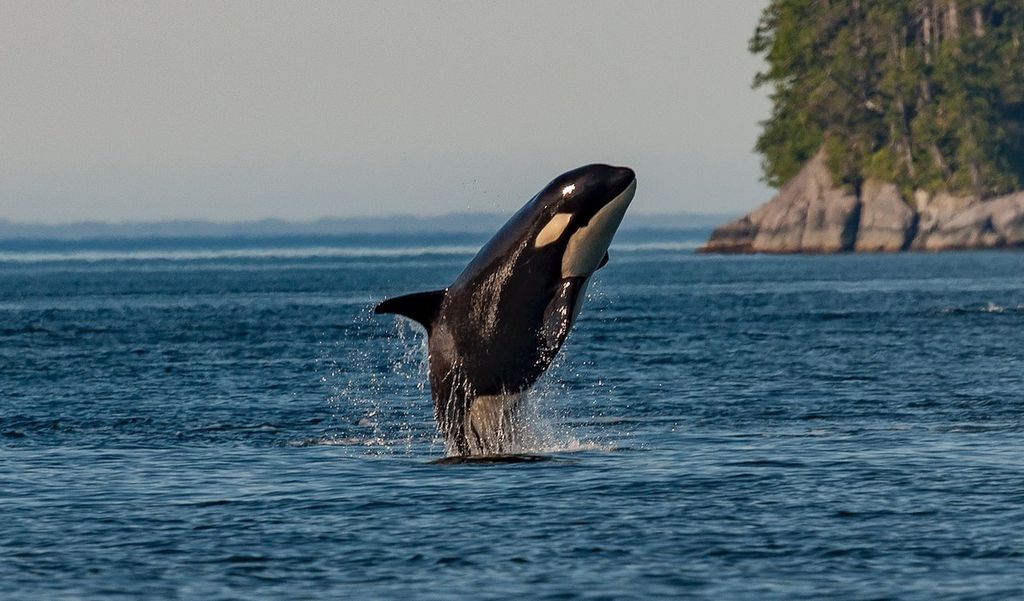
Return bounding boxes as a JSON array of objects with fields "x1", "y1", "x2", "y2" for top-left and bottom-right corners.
[{"x1": 751, "y1": 0, "x2": 1024, "y2": 201}]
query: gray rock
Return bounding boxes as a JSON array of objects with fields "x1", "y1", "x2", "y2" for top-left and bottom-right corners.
[
  {"x1": 912, "y1": 191, "x2": 1024, "y2": 250},
  {"x1": 801, "y1": 187, "x2": 860, "y2": 252},
  {"x1": 701, "y1": 150, "x2": 859, "y2": 253},
  {"x1": 698, "y1": 215, "x2": 757, "y2": 253},
  {"x1": 702, "y1": 149, "x2": 1024, "y2": 254},
  {"x1": 910, "y1": 192, "x2": 984, "y2": 250},
  {"x1": 854, "y1": 180, "x2": 916, "y2": 252},
  {"x1": 990, "y1": 193, "x2": 1024, "y2": 246},
  {"x1": 746, "y1": 184, "x2": 810, "y2": 253}
]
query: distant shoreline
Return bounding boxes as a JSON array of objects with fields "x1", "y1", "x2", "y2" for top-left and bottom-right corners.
[
  {"x1": 0, "y1": 212, "x2": 733, "y2": 242},
  {"x1": 0, "y1": 226, "x2": 714, "y2": 253}
]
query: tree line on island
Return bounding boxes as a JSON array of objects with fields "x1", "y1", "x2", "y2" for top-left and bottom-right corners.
[{"x1": 703, "y1": 0, "x2": 1024, "y2": 253}]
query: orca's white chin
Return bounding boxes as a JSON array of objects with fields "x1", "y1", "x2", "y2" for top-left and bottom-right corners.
[{"x1": 562, "y1": 178, "x2": 636, "y2": 277}]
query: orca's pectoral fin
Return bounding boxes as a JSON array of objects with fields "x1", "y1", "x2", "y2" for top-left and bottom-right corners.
[
  {"x1": 541, "y1": 277, "x2": 587, "y2": 352},
  {"x1": 374, "y1": 289, "x2": 446, "y2": 331},
  {"x1": 597, "y1": 251, "x2": 610, "y2": 270}
]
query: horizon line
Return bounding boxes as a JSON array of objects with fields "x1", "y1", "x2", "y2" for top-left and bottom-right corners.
[{"x1": 0, "y1": 210, "x2": 738, "y2": 228}]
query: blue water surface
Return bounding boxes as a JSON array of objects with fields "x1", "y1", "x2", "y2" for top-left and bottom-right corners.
[{"x1": 2, "y1": 232, "x2": 1023, "y2": 600}]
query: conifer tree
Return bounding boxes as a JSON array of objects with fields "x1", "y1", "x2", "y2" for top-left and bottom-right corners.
[{"x1": 752, "y1": 0, "x2": 1024, "y2": 201}]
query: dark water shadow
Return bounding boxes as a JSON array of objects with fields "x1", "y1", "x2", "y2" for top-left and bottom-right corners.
[{"x1": 430, "y1": 453, "x2": 558, "y2": 466}]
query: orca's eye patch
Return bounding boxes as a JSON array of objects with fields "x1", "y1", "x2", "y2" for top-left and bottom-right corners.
[{"x1": 534, "y1": 213, "x2": 573, "y2": 248}]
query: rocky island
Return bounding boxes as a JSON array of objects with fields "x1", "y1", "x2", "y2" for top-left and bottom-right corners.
[
  {"x1": 704, "y1": 1, "x2": 1024, "y2": 253},
  {"x1": 701, "y1": 150, "x2": 1024, "y2": 253}
]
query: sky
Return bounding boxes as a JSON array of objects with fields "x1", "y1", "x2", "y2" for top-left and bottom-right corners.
[{"x1": 0, "y1": 1, "x2": 772, "y2": 224}]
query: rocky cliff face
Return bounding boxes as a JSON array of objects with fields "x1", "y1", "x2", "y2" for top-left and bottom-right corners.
[
  {"x1": 701, "y1": 150, "x2": 1024, "y2": 253},
  {"x1": 911, "y1": 191, "x2": 1024, "y2": 250}
]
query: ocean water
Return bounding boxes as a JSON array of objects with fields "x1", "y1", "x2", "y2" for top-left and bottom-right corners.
[{"x1": 2, "y1": 231, "x2": 1023, "y2": 600}]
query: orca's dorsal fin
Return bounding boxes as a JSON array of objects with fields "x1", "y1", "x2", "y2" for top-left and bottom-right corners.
[{"x1": 374, "y1": 289, "x2": 447, "y2": 332}]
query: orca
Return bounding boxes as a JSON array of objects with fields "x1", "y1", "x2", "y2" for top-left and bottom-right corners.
[{"x1": 375, "y1": 164, "x2": 636, "y2": 456}]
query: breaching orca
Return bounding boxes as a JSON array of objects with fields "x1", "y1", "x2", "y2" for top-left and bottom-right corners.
[{"x1": 375, "y1": 164, "x2": 636, "y2": 456}]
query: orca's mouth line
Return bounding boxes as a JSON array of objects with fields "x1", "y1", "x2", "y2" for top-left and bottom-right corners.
[
  {"x1": 613, "y1": 175, "x2": 638, "y2": 199},
  {"x1": 604, "y1": 178, "x2": 637, "y2": 213},
  {"x1": 562, "y1": 178, "x2": 636, "y2": 277},
  {"x1": 578, "y1": 176, "x2": 637, "y2": 227},
  {"x1": 602, "y1": 174, "x2": 638, "y2": 212}
]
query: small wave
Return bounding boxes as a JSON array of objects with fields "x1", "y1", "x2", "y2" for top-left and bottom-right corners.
[
  {"x1": 724, "y1": 459, "x2": 808, "y2": 468},
  {"x1": 288, "y1": 434, "x2": 418, "y2": 448},
  {"x1": 0, "y1": 324, "x2": 50, "y2": 337},
  {"x1": 935, "y1": 423, "x2": 1013, "y2": 434},
  {"x1": 218, "y1": 554, "x2": 270, "y2": 564},
  {"x1": 194, "y1": 499, "x2": 233, "y2": 508},
  {"x1": 936, "y1": 303, "x2": 1024, "y2": 316}
]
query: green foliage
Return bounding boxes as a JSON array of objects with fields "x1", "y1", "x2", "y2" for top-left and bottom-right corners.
[{"x1": 752, "y1": 0, "x2": 1024, "y2": 197}]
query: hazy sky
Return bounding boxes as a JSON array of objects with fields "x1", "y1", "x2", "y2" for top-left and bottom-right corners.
[{"x1": 1, "y1": 1, "x2": 772, "y2": 224}]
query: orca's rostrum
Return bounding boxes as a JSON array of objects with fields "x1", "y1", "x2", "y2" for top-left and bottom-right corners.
[{"x1": 375, "y1": 165, "x2": 636, "y2": 456}]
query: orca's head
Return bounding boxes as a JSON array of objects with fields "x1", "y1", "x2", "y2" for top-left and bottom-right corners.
[{"x1": 526, "y1": 164, "x2": 636, "y2": 277}]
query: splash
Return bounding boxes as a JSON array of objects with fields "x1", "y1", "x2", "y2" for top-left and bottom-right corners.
[
  {"x1": 518, "y1": 368, "x2": 620, "y2": 455},
  {"x1": 317, "y1": 284, "x2": 621, "y2": 459},
  {"x1": 315, "y1": 306, "x2": 438, "y2": 456}
]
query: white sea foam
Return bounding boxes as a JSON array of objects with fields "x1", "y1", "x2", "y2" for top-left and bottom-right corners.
[
  {"x1": 290, "y1": 434, "x2": 427, "y2": 449},
  {"x1": 938, "y1": 302, "x2": 1024, "y2": 315},
  {"x1": 610, "y1": 240, "x2": 703, "y2": 252},
  {"x1": 316, "y1": 307, "x2": 618, "y2": 459}
]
